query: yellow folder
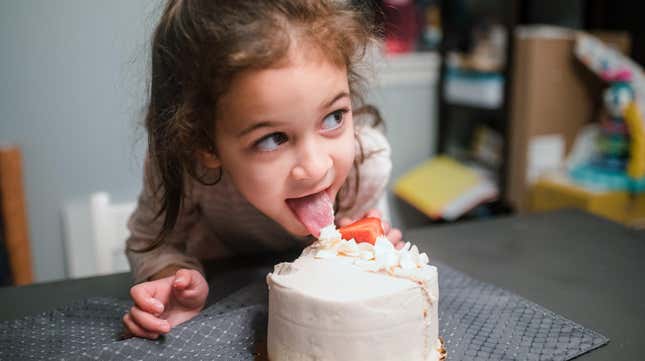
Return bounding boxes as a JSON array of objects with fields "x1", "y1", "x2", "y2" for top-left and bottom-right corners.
[{"x1": 394, "y1": 156, "x2": 497, "y2": 220}]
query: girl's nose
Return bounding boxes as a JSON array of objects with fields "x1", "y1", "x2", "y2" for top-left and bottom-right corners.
[{"x1": 291, "y1": 139, "x2": 332, "y2": 182}]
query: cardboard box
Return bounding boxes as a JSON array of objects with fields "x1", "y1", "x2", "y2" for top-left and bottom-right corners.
[
  {"x1": 531, "y1": 175, "x2": 645, "y2": 228},
  {"x1": 506, "y1": 26, "x2": 630, "y2": 211}
]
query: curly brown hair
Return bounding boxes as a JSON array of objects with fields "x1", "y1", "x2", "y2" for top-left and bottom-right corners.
[{"x1": 142, "y1": 0, "x2": 384, "y2": 251}]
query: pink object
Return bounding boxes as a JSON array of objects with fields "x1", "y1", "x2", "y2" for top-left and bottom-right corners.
[
  {"x1": 382, "y1": 0, "x2": 418, "y2": 54},
  {"x1": 601, "y1": 68, "x2": 632, "y2": 82},
  {"x1": 600, "y1": 117, "x2": 628, "y2": 135},
  {"x1": 286, "y1": 191, "x2": 333, "y2": 237}
]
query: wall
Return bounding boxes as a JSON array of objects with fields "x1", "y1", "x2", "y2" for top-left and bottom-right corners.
[
  {"x1": 0, "y1": 0, "x2": 159, "y2": 281},
  {"x1": 369, "y1": 54, "x2": 439, "y2": 229},
  {"x1": 0, "y1": 0, "x2": 438, "y2": 282}
]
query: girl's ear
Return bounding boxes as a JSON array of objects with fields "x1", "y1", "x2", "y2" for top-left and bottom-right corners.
[{"x1": 199, "y1": 150, "x2": 221, "y2": 169}]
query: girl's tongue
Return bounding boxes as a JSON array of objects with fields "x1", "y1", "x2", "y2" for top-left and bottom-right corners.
[{"x1": 286, "y1": 191, "x2": 334, "y2": 237}]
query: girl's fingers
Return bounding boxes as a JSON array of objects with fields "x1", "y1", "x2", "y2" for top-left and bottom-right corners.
[
  {"x1": 387, "y1": 228, "x2": 402, "y2": 245},
  {"x1": 129, "y1": 306, "x2": 171, "y2": 334},
  {"x1": 173, "y1": 269, "x2": 192, "y2": 290},
  {"x1": 337, "y1": 217, "x2": 353, "y2": 227},
  {"x1": 173, "y1": 270, "x2": 208, "y2": 307},
  {"x1": 381, "y1": 220, "x2": 391, "y2": 234},
  {"x1": 130, "y1": 284, "x2": 165, "y2": 315},
  {"x1": 365, "y1": 209, "x2": 382, "y2": 219},
  {"x1": 174, "y1": 286, "x2": 203, "y2": 300},
  {"x1": 122, "y1": 312, "x2": 160, "y2": 340},
  {"x1": 173, "y1": 269, "x2": 205, "y2": 295}
]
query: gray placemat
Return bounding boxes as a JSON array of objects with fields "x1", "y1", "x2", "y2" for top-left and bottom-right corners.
[
  {"x1": 0, "y1": 262, "x2": 609, "y2": 361},
  {"x1": 436, "y1": 261, "x2": 608, "y2": 360}
]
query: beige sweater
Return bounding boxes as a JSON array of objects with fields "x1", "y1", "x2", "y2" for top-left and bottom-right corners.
[{"x1": 126, "y1": 125, "x2": 392, "y2": 283}]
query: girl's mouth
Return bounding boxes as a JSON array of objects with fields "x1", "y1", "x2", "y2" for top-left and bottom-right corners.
[{"x1": 285, "y1": 188, "x2": 334, "y2": 237}]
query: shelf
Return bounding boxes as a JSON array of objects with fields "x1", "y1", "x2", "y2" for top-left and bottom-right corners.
[
  {"x1": 373, "y1": 51, "x2": 440, "y2": 87},
  {"x1": 442, "y1": 101, "x2": 504, "y2": 113},
  {"x1": 436, "y1": 0, "x2": 520, "y2": 209},
  {"x1": 443, "y1": 69, "x2": 505, "y2": 109}
]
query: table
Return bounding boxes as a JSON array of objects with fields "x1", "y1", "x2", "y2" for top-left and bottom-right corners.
[
  {"x1": 1, "y1": 209, "x2": 643, "y2": 360},
  {"x1": 405, "y1": 209, "x2": 645, "y2": 361},
  {"x1": 0, "y1": 253, "x2": 290, "y2": 321}
]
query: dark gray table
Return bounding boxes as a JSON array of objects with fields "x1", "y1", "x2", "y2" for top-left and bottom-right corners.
[
  {"x1": 406, "y1": 209, "x2": 645, "y2": 361},
  {"x1": 0, "y1": 254, "x2": 284, "y2": 321},
  {"x1": 1, "y1": 209, "x2": 643, "y2": 360}
]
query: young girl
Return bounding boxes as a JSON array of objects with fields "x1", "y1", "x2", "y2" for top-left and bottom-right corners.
[{"x1": 123, "y1": 0, "x2": 402, "y2": 339}]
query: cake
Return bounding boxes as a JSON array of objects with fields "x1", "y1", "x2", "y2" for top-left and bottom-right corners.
[{"x1": 266, "y1": 223, "x2": 444, "y2": 361}]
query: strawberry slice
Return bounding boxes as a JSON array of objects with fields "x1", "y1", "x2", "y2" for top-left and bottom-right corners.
[{"x1": 338, "y1": 217, "x2": 384, "y2": 244}]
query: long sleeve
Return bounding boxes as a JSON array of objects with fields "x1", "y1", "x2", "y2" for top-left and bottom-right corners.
[
  {"x1": 336, "y1": 124, "x2": 392, "y2": 221},
  {"x1": 125, "y1": 157, "x2": 204, "y2": 283}
]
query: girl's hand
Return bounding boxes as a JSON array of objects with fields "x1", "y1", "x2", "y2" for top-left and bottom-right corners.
[
  {"x1": 123, "y1": 268, "x2": 208, "y2": 339},
  {"x1": 337, "y1": 209, "x2": 403, "y2": 248}
]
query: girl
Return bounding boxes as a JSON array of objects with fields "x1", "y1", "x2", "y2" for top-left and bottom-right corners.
[{"x1": 123, "y1": 0, "x2": 402, "y2": 340}]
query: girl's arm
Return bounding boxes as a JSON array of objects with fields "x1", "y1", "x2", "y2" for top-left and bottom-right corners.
[
  {"x1": 336, "y1": 124, "x2": 403, "y2": 245},
  {"x1": 337, "y1": 124, "x2": 392, "y2": 220},
  {"x1": 122, "y1": 157, "x2": 209, "y2": 339},
  {"x1": 126, "y1": 156, "x2": 204, "y2": 284}
]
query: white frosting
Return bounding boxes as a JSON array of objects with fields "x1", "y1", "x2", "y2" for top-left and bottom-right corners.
[
  {"x1": 267, "y1": 224, "x2": 441, "y2": 361},
  {"x1": 313, "y1": 225, "x2": 436, "y2": 286}
]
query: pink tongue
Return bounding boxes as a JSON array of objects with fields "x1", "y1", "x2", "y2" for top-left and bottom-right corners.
[{"x1": 286, "y1": 191, "x2": 334, "y2": 237}]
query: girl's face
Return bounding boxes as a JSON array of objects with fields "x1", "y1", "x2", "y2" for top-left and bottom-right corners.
[{"x1": 206, "y1": 50, "x2": 356, "y2": 237}]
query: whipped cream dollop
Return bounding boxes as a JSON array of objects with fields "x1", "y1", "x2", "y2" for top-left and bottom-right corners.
[{"x1": 309, "y1": 224, "x2": 434, "y2": 282}]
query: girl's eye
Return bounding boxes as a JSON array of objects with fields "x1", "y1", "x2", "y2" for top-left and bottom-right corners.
[
  {"x1": 321, "y1": 109, "x2": 347, "y2": 131},
  {"x1": 254, "y1": 132, "x2": 288, "y2": 152}
]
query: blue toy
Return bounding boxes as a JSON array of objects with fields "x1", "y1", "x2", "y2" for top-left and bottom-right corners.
[{"x1": 570, "y1": 68, "x2": 645, "y2": 193}]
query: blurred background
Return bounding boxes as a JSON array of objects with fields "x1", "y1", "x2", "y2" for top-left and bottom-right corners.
[{"x1": 1, "y1": 0, "x2": 644, "y2": 284}]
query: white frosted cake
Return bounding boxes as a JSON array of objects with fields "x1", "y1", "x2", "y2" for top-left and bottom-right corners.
[{"x1": 266, "y1": 225, "x2": 444, "y2": 361}]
